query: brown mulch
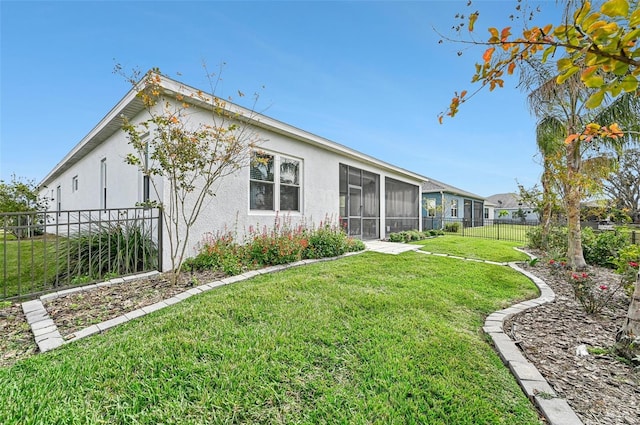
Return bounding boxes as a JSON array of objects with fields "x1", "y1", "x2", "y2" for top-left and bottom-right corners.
[
  {"x1": 505, "y1": 255, "x2": 639, "y2": 425},
  {"x1": 1, "y1": 258, "x2": 639, "y2": 425}
]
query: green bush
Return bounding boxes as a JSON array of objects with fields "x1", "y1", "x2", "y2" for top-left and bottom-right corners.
[
  {"x1": 444, "y1": 222, "x2": 460, "y2": 233},
  {"x1": 184, "y1": 220, "x2": 364, "y2": 275},
  {"x1": 388, "y1": 232, "x2": 405, "y2": 243},
  {"x1": 58, "y1": 221, "x2": 158, "y2": 282},
  {"x1": 526, "y1": 225, "x2": 568, "y2": 256},
  {"x1": 582, "y1": 228, "x2": 629, "y2": 268},
  {"x1": 303, "y1": 224, "x2": 350, "y2": 259}
]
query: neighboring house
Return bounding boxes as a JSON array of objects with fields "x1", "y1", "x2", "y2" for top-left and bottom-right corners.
[
  {"x1": 486, "y1": 193, "x2": 539, "y2": 222},
  {"x1": 38, "y1": 73, "x2": 425, "y2": 271},
  {"x1": 422, "y1": 178, "x2": 487, "y2": 229}
]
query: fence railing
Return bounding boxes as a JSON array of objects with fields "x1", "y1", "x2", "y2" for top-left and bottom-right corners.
[
  {"x1": 423, "y1": 217, "x2": 540, "y2": 243},
  {"x1": 422, "y1": 217, "x2": 639, "y2": 245},
  {"x1": 1, "y1": 208, "x2": 161, "y2": 301}
]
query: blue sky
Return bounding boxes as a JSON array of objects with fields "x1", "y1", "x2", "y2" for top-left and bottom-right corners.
[{"x1": 1, "y1": 0, "x2": 561, "y2": 197}]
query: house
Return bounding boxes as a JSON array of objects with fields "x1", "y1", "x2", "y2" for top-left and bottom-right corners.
[
  {"x1": 421, "y1": 178, "x2": 487, "y2": 229},
  {"x1": 485, "y1": 193, "x2": 539, "y2": 222},
  {"x1": 38, "y1": 73, "x2": 425, "y2": 271}
]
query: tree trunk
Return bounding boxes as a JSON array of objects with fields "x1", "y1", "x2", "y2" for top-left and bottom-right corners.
[
  {"x1": 541, "y1": 161, "x2": 554, "y2": 249},
  {"x1": 616, "y1": 271, "x2": 640, "y2": 361},
  {"x1": 565, "y1": 140, "x2": 587, "y2": 271}
]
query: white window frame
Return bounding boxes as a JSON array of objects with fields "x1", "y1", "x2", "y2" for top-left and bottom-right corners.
[
  {"x1": 484, "y1": 207, "x2": 489, "y2": 219},
  {"x1": 249, "y1": 150, "x2": 302, "y2": 213},
  {"x1": 426, "y1": 198, "x2": 436, "y2": 217},
  {"x1": 450, "y1": 199, "x2": 458, "y2": 218},
  {"x1": 72, "y1": 175, "x2": 78, "y2": 193}
]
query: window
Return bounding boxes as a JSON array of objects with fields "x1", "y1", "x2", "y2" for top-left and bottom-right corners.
[
  {"x1": 72, "y1": 176, "x2": 78, "y2": 192},
  {"x1": 100, "y1": 158, "x2": 107, "y2": 210},
  {"x1": 484, "y1": 207, "x2": 489, "y2": 219},
  {"x1": 450, "y1": 199, "x2": 458, "y2": 217},
  {"x1": 425, "y1": 198, "x2": 436, "y2": 217},
  {"x1": 56, "y1": 185, "x2": 61, "y2": 216},
  {"x1": 250, "y1": 151, "x2": 301, "y2": 211},
  {"x1": 142, "y1": 175, "x2": 150, "y2": 203}
]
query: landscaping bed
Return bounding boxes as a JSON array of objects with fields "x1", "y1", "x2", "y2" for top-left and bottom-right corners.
[{"x1": 506, "y1": 258, "x2": 639, "y2": 425}]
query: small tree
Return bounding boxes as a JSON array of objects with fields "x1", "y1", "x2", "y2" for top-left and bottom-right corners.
[
  {"x1": 119, "y1": 66, "x2": 263, "y2": 283},
  {"x1": 0, "y1": 174, "x2": 48, "y2": 238}
]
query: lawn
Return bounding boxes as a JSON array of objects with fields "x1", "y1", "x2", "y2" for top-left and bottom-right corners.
[
  {"x1": 0, "y1": 236, "x2": 59, "y2": 299},
  {"x1": 445, "y1": 223, "x2": 533, "y2": 244},
  {"x1": 413, "y1": 235, "x2": 530, "y2": 263},
  {"x1": 0, "y1": 251, "x2": 541, "y2": 424}
]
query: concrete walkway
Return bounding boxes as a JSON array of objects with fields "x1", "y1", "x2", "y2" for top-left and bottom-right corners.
[{"x1": 364, "y1": 240, "x2": 421, "y2": 254}]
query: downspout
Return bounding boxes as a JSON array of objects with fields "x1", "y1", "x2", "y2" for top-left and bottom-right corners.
[{"x1": 440, "y1": 191, "x2": 445, "y2": 230}]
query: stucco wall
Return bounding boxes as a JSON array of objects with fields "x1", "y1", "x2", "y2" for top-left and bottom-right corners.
[{"x1": 39, "y1": 96, "x2": 422, "y2": 272}]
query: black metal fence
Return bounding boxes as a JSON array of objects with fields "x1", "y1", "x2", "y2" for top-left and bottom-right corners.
[
  {"x1": 1, "y1": 208, "x2": 161, "y2": 301},
  {"x1": 423, "y1": 217, "x2": 540, "y2": 243},
  {"x1": 422, "y1": 217, "x2": 639, "y2": 245}
]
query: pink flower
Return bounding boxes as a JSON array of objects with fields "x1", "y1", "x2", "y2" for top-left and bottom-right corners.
[
  {"x1": 599, "y1": 285, "x2": 608, "y2": 290},
  {"x1": 549, "y1": 259, "x2": 556, "y2": 265},
  {"x1": 571, "y1": 273, "x2": 580, "y2": 280},
  {"x1": 629, "y1": 261, "x2": 639, "y2": 268},
  {"x1": 560, "y1": 261, "x2": 567, "y2": 267},
  {"x1": 581, "y1": 273, "x2": 589, "y2": 279}
]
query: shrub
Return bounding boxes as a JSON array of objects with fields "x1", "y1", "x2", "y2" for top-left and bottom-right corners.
[
  {"x1": 183, "y1": 231, "x2": 248, "y2": 276},
  {"x1": 185, "y1": 218, "x2": 365, "y2": 275},
  {"x1": 388, "y1": 232, "x2": 406, "y2": 243},
  {"x1": 567, "y1": 271, "x2": 622, "y2": 314},
  {"x1": 303, "y1": 224, "x2": 350, "y2": 259},
  {"x1": 58, "y1": 220, "x2": 158, "y2": 282},
  {"x1": 444, "y1": 222, "x2": 460, "y2": 233},
  {"x1": 526, "y1": 225, "x2": 568, "y2": 256},
  {"x1": 582, "y1": 228, "x2": 629, "y2": 268},
  {"x1": 612, "y1": 245, "x2": 640, "y2": 295}
]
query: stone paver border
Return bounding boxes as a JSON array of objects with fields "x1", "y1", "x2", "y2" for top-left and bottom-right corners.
[
  {"x1": 22, "y1": 252, "x2": 362, "y2": 353},
  {"x1": 415, "y1": 246, "x2": 584, "y2": 425},
  {"x1": 22, "y1": 242, "x2": 583, "y2": 424}
]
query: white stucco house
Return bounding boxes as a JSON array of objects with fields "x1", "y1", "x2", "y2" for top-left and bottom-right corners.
[{"x1": 38, "y1": 73, "x2": 425, "y2": 271}]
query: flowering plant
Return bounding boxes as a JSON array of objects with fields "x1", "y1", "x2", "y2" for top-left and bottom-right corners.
[
  {"x1": 548, "y1": 258, "x2": 568, "y2": 275},
  {"x1": 567, "y1": 270, "x2": 621, "y2": 314}
]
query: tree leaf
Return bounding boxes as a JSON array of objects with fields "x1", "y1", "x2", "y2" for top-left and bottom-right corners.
[
  {"x1": 468, "y1": 12, "x2": 479, "y2": 32},
  {"x1": 557, "y1": 65, "x2": 580, "y2": 84},
  {"x1": 585, "y1": 90, "x2": 606, "y2": 109},
  {"x1": 483, "y1": 47, "x2": 495, "y2": 62},
  {"x1": 620, "y1": 75, "x2": 639, "y2": 92},
  {"x1": 583, "y1": 73, "x2": 604, "y2": 88},
  {"x1": 600, "y1": 0, "x2": 628, "y2": 18}
]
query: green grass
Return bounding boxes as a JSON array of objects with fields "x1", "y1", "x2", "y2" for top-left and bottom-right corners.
[
  {"x1": 0, "y1": 251, "x2": 541, "y2": 424},
  {"x1": 452, "y1": 224, "x2": 532, "y2": 244},
  {"x1": 0, "y1": 237, "x2": 59, "y2": 298},
  {"x1": 413, "y1": 235, "x2": 530, "y2": 263}
]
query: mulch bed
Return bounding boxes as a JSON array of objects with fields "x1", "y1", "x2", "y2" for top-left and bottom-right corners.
[
  {"x1": 505, "y1": 256, "x2": 639, "y2": 425},
  {"x1": 1, "y1": 258, "x2": 639, "y2": 424}
]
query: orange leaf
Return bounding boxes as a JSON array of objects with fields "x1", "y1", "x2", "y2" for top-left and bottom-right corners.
[
  {"x1": 500, "y1": 27, "x2": 511, "y2": 42},
  {"x1": 564, "y1": 134, "x2": 579, "y2": 145},
  {"x1": 507, "y1": 62, "x2": 516, "y2": 75},
  {"x1": 483, "y1": 47, "x2": 495, "y2": 63}
]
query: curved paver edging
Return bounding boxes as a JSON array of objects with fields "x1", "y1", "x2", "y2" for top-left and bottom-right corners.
[
  {"x1": 22, "y1": 251, "x2": 364, "y2": 353},
  {"x1": 22, "y1": 242, "x2": 584, "y2": 424},
  {"x1": 485, "y1": 249, "x2": 584, "y2": 425},
  {"x1": 415, "y1": 245, "x2": 584, "y2": 424}
]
